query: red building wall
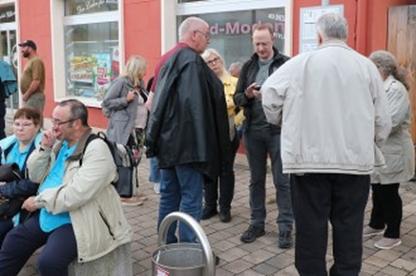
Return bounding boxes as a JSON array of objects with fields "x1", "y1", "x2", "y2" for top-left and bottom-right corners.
[
  {"x1": 292, "y1": 0, "x2": 415, "y2": 56},
  {"x1": 18, "y1": 0, "x2": 416, "y2": 128},
  {"x1": 18, "y1": 0, "x2": 54, "y2": 121}
]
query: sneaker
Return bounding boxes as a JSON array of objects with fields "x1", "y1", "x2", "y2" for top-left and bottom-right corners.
[
  {"x1": 240, "y1": 225, "x2": 265, "y2": 243},
  {"x1": 153, "y1": 183, "x2": 160, "y2": 194},
  {"x1": 219, "y1": 210, "x2": 231, "y2": 223},
  {"x1": 374, "y1": 237, "x2": 401, "y2": 250},
  {"x1": 363, "y1": 226, "x2": 384, "y2": 237},
  {"x1": 278, "y1": 231, "x2": 293, "y2": 249},
  {"x1": 120, "y1": 196, "x2": 144, "y2": 206},
  {"x1": 201, "y1": 207, "x2": 218, "y2": 220}
]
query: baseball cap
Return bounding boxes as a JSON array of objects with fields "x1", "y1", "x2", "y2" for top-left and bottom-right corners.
[{"x1": 18, "y1": 40, "x2": 37, "y2": 50}]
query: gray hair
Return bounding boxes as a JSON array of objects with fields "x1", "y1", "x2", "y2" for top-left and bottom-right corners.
[
  {"x1": 370, "y1": 50, "x2": 408, "y2": 88},
  {"x1": 316, "y1": 13, "x2": 348, "y2": 41},
  {"x1": 178, "y1": 16, "x2": 208, "y2": 41},
  {"x1": 201, "y1": 48, "x2": 225, "y2": 67},
  {"x1": 58, "y1": 99, "x2": 89, "y2": 127}
]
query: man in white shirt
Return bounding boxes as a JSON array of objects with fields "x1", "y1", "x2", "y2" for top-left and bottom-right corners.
[{"x1": 262, "y1": 13, "x2": 391, "y2": 275}]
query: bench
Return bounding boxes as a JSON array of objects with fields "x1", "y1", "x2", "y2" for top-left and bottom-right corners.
[{"x1": 68, "y1": 243, "x2": 132, "y2": 276}]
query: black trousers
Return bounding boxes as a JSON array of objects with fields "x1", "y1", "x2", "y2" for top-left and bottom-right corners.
[
  {"x1": 291, "y1": 173, "x2": 370, "y2": 276},
  {"x1": 204, "y1": 135, "x2": 240, "y2": 212},
  {"x1": 369, "y1": 183, "x2": 402, "y2": 238}
]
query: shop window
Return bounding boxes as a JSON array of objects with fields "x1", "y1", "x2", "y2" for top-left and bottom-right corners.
[
  {"x1": 177, "y1": 8, "x2": 286, "y2": 67},
  {"x1": 64, "y1": 21, "x2": 119, "y2": 101},
  {"x1": 173, "y1": 0, "x2": 290, "y2": 67},
  {"x1": 51, "y1": 0, "x2": 121, "y2": 107}
]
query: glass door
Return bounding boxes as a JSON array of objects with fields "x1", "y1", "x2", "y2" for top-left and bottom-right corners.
[{"x1": 0, "y1": 4, "x2": 18, "y2": 110}]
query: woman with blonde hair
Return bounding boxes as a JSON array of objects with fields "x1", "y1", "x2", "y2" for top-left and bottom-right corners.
[
  {"x1": 102, "y1": 55, "x2": 148, "y2": 206},
  {"x1": 363, "y1": 50, "x2": 415, "y2": 249},
  {"x1": 200, "y1": 48, "x2": 243, "y2": 222}
]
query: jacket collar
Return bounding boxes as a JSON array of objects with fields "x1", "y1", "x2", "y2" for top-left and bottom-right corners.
[
  {"x1": 58, "y1": 128, "x2": 93, "y2": 161},
  {"x1": 383, "y1": 75, "x2": 396, "y2": 91},
  {"x1": 318, "y1": 40, "x2": 350, "y2": 50},
  {"x1": 250, "y1": 46, "x2": 283, "y2": 63}
]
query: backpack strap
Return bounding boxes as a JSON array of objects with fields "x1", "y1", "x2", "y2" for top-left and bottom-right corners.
[{"x1": 79, "y1": 133, "x2": 99, "y2": 167}]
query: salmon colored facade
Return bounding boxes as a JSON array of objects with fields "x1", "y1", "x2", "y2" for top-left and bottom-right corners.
[{"x1": 15, "y1": 0, "x2": 416, "y2": 128}]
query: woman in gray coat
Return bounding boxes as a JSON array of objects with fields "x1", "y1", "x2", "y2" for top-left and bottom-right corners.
[
  {"x1": 363, "y1": 50, "x2": 415, "y2": 250},
  {"x1": 102, "y1": 55, "x2": 148, "y2": 206}
]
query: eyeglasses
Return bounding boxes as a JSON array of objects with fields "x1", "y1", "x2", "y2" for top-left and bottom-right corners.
[
  {"x1": 194, "y1": 30, "x2": 211, "y2": 40},
  {"x1": 206, "y1": 57, "x2": 220, "y2": 66},
  {"x1": 13, "y1": 122, "x2": 34, "y2": 128},
  {"x1": 51, "y1": 118, "x2": 78, "y2": 126}
]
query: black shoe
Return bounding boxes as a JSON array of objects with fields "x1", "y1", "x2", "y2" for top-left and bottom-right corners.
[
  {"x1": 201, "y1": 207, "x2": 218, "y2": 220},
  {"x1": 219, "y1": 210, "x2": 231, "y2": 223},
  {"x1": 215, "y1": 255, "x2": 220, "y2": 266},
  {"x1": 240, "y1": 225, "x2": 265, "y2": 243},
  {"x1": 278, "y1": 231, "x2": 293, "y2": 249}
]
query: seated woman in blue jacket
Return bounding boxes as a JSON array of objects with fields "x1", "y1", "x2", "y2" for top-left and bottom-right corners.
[{"x1": 0, "y1": 107, "x2": 42, "y2": 246}]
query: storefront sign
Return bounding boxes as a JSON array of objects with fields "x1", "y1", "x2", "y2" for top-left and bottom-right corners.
[
  {"x1": 73, "y1": 0, "x2": 118, "y2": 15},
  {"x1": 299, "y1": 5, "x2": 343, "y2": 53}
]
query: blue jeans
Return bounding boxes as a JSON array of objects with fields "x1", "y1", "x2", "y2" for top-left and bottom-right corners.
[
  {"x1": 158, "y1": 164, "x2": 203, "y2": 243},
  {"x1": 149, "y1": 157, "x2": 161, "y2": 183},
  {"x1": 244, "y1": 128, "x2": 294, "y2": 232},
  {"x1": 0, "y1": 212, "x2": 77, "y2": 276}
]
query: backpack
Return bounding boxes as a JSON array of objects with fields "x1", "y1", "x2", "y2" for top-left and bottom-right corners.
[{"x1": 81, "y1": 132, "x2": 137, "y2": 198}]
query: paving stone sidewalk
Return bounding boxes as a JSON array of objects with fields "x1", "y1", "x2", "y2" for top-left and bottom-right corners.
[{"x1": 19, "y1": 154, "x2": 416, "y2": 275}]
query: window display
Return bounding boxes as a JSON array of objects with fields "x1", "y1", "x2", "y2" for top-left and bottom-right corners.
[{"x1": 64, "y1": 22, "x2": 119, "y2": 101}]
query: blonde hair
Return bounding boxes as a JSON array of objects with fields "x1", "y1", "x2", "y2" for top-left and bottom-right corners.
[{"x1": 123, "y1": 55, "x2": 147, "y2": 87}]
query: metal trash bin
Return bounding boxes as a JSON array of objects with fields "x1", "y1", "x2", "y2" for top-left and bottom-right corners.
[{"x1": 151, "y1": 212, "x2": 215, "y2": 276}]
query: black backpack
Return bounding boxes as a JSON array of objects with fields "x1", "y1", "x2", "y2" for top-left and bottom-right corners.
[{"x1": 81, "y1": 132, "x2": 137, "y2": 198}]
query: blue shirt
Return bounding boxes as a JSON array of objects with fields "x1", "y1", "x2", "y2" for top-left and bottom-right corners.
[
  {"x1": 5, "y1": 141, "x2": 31, "y2": 171},
  {"x1": 38, "y1": 141, "x2": 77, "y2": 232}
]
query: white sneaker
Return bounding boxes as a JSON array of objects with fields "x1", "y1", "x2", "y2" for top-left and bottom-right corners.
[
  {"x1": 363, "y1": 226, "x2": 384, "y2": 237},
  {"x1": 374, "y1": 237, "x2": 401, "y2": 250},
  {"x1": 153, "y1": 183, "x2": 160, "y2": 194}
]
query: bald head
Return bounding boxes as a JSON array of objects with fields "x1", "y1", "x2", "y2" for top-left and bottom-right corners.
[
  {"x1": 178, "y1": 16, "x2": 210, "y2": 53},
  {"x1": 179, "y1": 17, "x2": 209, "y2": 40}
]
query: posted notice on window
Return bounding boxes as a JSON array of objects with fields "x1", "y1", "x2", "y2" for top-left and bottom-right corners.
[{"x1": 299, "y1": 5, "x2": 344, "y2": 53}]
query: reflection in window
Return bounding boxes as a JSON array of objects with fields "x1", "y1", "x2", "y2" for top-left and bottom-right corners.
[
  {"x1": 65, "y1": 0, "x2": 118, "y2": 16},
  {"x1": 64, "y1": 22, "x2": 119, "y2": 101},
  {"x1": 177, "y1": 8, "x2": 285, "y2": 67}
]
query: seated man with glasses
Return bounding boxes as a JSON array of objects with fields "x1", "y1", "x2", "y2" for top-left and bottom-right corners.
[{"x1": 0, "y1": 99, "x2": 131, "y2": 276}]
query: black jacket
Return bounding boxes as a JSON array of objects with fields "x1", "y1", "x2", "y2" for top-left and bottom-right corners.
[
  {"x1": 146, "y1": 47, "x2": 230, "y2": 179},
  {"x1": 233, "y1": 47, "x2": 289, "y2": 128}
]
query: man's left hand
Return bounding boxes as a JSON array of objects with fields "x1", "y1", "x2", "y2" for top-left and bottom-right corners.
[
  {"x1": 22, "y1": 196, "x2": 39, "y2": 212},
  {"x1": 22, "y1": 93, "x2": 29, "y2": 102}
]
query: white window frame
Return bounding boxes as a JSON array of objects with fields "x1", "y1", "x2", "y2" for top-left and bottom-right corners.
[
  {"x1": 161, "y1": 0, "x2": 293, "y2": 56},
  {"x1": 50, "y1": 0, "x2": 124, "y2": 108}
]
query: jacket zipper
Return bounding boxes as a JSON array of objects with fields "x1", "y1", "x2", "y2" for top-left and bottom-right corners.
[{"x1": 98, "y1": 210, "x2": 116, "y2": 240}]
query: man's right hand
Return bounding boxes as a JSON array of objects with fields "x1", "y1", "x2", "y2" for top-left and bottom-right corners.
[
  {"x1": 245, "y1": 83, "x2": 261, "y2": 99},
  {"x1": 41, "y1": 129, "x2": 56, "y2": 149}
]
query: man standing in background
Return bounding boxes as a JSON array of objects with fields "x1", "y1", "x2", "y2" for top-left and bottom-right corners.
[{"x1": 19, "y1": 40, "x2": 45, "y2": 114}]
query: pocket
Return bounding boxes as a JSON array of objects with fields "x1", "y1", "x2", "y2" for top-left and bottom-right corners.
[
  {"x1": 98, "y1": 208, "x2": 115, "y2": 240},
  {"x1": 381, "y1": 153, "x2": 404, "y2": 174}
]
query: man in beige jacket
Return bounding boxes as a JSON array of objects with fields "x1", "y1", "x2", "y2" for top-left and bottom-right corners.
[
  {"x1": 262, "y1": 13, "x2": 391, "y2": 275},
  {"x1": 0, "y1": 99, "x2": 131, "y2": 275}
]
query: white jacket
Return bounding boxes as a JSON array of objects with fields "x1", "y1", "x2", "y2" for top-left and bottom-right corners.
[
  {"x1": 262, "y1": 41, "x2": 392, "y2": 174},
  {"x1": 371, "y1": 75, "x2": 415, "y2": 184}
]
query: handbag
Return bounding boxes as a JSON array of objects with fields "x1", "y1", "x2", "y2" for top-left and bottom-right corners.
[
  {"x1": 0, "y1": 163, "x2": 23, "y2": 182},
  {"x1": 0, "y1": 163, "x2": 24, "y2": 220}
]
